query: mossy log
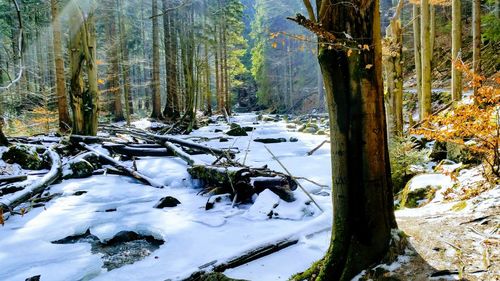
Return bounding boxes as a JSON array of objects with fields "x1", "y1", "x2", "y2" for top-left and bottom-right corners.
[
  {"x1": 188, "y1": 165, "x2": 297, "y2": 202},
  {"x1": 0, "y1": 146, "x2": 61, "y2": 214}
]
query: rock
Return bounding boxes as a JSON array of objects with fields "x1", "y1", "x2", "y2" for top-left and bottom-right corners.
[
  {"x1": 446, "y1": 142, "x2": 481, "y2": 164},
  {"x1": 429, "y1": 141, "x2": 447, "y2": 161},
  {"x1": 243, "y1": 126, "x2": 255, "y2": 132},
  {"x1": 289, "y1": 137, "x2": 298, "y2": 142},
  {"x1": 214, "y1": 129, "x2": 223, "y2": 133},
  {"x1": 154, "y1": 196, "x2": 181, "y2": 208},
  {"x1": 316, "y1": 130, "x2": 326, "y2": 135},
  {"x1": 304, "y1": 127, "x2": 318, "y2": 134},
  {"x1": 25, "y1": 275, "x2": 41, "y2": 281},
  {"x1": 253, "y1": 177, "x2": 296, "y2": 202},
  {"x1": 253, "y1": 138, "x2": 287, "y2": 144},
  {"x1": 226, "y1": 127, "x2": 247, "y2": 136},
  {"x1": 2, "y1": 145, "x2": 43, "y2": 170},
  {"x1": 69, "y1": 159, "x2": 95, "y2": 178},
  {"x1": 219, "y1": 137, "x2": 229, "y2": 142},
  {"x1": 286, "y1": 124, "x2": 297, "y2": 129}
]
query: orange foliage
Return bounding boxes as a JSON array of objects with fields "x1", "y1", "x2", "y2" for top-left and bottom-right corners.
[{"x1": 413, "y1": 62, "x2": 500, "y2": 177}]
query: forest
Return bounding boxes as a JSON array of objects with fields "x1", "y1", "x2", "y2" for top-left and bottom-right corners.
[{"x1": 0, "y1": 0, "x2": 499, "y2": 280}]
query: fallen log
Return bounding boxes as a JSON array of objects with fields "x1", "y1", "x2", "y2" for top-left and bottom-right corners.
[
  {"x1": 164, "y1": 142, "x2": 198, "y2": 166},
  {"x1": 151, "y1": 134, "x2": 236, "y2": 158},
  {"x1": 0, "y1": 146, "x2": 61, "y2": 214},
  {"x1": 188, "y1": 165, "x2": 297, "y2": 202},
  {"x1": 81, "y1": 143, "x2": 164, "y2": 188},
  {"x1": 0, "y1": 174, "x2": 28, "y2": 184},
  {"x1": 102, "y1": 143, "x2": 174, "y2": 157}
]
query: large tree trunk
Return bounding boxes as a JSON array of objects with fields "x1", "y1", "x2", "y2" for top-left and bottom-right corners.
[
  {"x1": 472, "y1": 0, "x2": 481, "y2": 95},
  {"x1": 292, "y1": 0, "x2": 397, "y2": 279},
  {"x1": 150, "y1": 0, "x2": 163, "y2": 119},
  {"x1": 420, "y1": 0, "x2": 432, "y2": 118},
  {"x1": 451, "y1": 0, "x2": 462, "y2": 102},
  {"x1": 0, "y1": 126, "x2": 8, "y2": 147},
  {"x1": 50, "y1": 0, "x2": 71, "y2": 132}
]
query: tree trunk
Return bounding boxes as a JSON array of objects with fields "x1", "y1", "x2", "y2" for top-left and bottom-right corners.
[
  {"x1": 472, "y1": 0, "x2": 481, "y2": 95},
  {"x1": 150, "y1": 0, "x2": 163, "y2": 119},
  {"x1": 106, "y1": 3, "x2": 124, "y2": 122},
  {"x1": 50, "y1": 0, "x2": 71, "y2": 132},
  {"x1": 421, "y1": 0, "x2": 432, "y2": 118},
  {"x1": 451, "y1": 0, "x2": 462, "y2": 102},
  {"x1": 118, "y1": 0, "x2": 132, "y2": 124},
  {"x1": 413, "y1": 5, "x2": 422, "y2": 121},
  {"x1": 69, "y1": 2, "x2": 99, "y2": 136},
  {"x1": 163, "y1": 0, "x2": 180, "y2": 119},
  {"x1": 384, "y1": 0, "x2": 403, "y2": 136},
  {"x1": 293, "y1": 0, "x2": 397, "y2": 279},
  {"x1": 430, "y1": 5, "x2": 436, "y2": 58}
]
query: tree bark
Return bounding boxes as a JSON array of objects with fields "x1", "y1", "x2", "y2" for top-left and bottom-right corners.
[
  {"x1": 421, "y1": 0, "x2": 432, "y2": 118},
  {"x1": 292, "y1": 0, "x2": 397, "y2": 279},
  {"x1": 163, "y1": 0, "x2": 180, "y2": 119},
  {"x1": 50, "y1": 0, "x2": 71, "y2": 132},
  {"x1": 413, "y1": 4, "x2": 422, "y2": 120},
  {"x1": 118, "y1": 0, "x2": 133, "y2": 124},
  {"x1": 69, "y1": 2, "x2": 99, "y2": 136},
  {"x1": 150, "y1": 0, "x2": 163, "y2": 119},
  {"x1": 451, "y1": 0, "x2": 462, "y2": 102},
  {"x1": 106, "y1": 3, "x2": 124, "y2": 122},
  {"x1": 472, "y1": 0, "x2": 481, "y2": 95}
]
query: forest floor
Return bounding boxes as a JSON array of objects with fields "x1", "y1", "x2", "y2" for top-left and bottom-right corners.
[{"x1": 0, "y1": 113, "x2": 498, "y2": 281}]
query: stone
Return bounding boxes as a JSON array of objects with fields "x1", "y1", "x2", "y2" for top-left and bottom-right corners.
[
  {"x1": 2, "y1": 145, "x2": 43, "y2": 170},
  {"x1": 226, "y1": 124, "x2": 248, "y2": 136},
  {"x1": 69, "y1": 159, "x2": 95, "y2": 178},
  {"x1": 289, "y1": 137, "x2": 299, "y2": 142},
  {"x1": 197, "y1": 273, "x2": 248, "y2": 281},
  {"x1": 446, "y1": 142, "x2": 481, "y2": 164},
  {"x1": 219, "y1": 137, "x2": 229, "y2": 142},
  {"x1": 154, "y1": 196, "x2": 181, "y2": 208},
  {"x1": 429, "y1": 141, "x2": 447, "y2": 161}
]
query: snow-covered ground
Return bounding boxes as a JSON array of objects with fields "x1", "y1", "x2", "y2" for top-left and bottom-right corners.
[{"x1": 0, "y1": 113, "x2": 334, "y2": 281}]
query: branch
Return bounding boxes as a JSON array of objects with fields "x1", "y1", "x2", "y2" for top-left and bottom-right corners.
[
  {"x1": 302, "y1": 0, "x2": 317, "y2": 22},
  {"x1": 287, "y1": 13, "x2": 336, "y2": 43},
  {"x1": 150, "y1": 0, "x2": 191, "y2": 19},
  {"x1": 0, "y1": 0, "x2": 24, "y2": 91}
]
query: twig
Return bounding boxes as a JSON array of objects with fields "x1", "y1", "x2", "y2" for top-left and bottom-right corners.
[
  {"x1": 306, "y1": 140, "x2": 330, "y2": 156},
  {"x1": 293, "y1": 176, "x2": 328, "y2": 188},
  {"x1": 264, "y1": 145, "x2": 323, "y2": 212}
]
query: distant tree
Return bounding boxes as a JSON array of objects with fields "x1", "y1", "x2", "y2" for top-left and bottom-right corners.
[
  {"x1": 290, "y1": 0, "x2": 397, "y2": 279},
  {"x1": 451, "y1": 0, "x2": 462, "y2": 101},
  {"x1": 421, "y1": 0, "x2": 432, "y2": 118},
  {"x1": 150, "y1": 0, "x2": 163, "y2": 119},
  {"x1": 413, "y1": 3, "x2": 422, "y2": 120},
  {"x1": 50, "y1": 0, "x2": 71, "y2": 132},
  {"x1": 472, "y1": 0, "x2": 481, "y2": 95}
]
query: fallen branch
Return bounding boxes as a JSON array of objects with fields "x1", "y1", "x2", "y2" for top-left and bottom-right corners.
[
  {"x1": 0, "y1": 146, "x2": 61, "y2": 215},
  {"x1": 80, "y1": 143, "x2": 164, "y2": 188},
  {"x1": 164, "y1": 142, "x2": 198, "y2": 165},
  {"x1": 264, "y1": 145, "x2": 323, "y2": 212},
  {"x1": 0, "y1": 174, "x2": 28, "y2": 184},
  {"x1": 306, "y1": 140, "x2": 330, "y2": 156}
]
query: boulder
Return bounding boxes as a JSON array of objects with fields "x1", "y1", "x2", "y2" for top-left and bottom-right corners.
[
  {"x1": 446, "y1": 142, "x2": 481, "y2": 164},
  {"x1": 69, "y1": 159, "x2": 95, "y2": 178},
  {"x1": 2, "y1": 145, "x2": 43, "y2": 170},
  {"x1": 289, "y1": 137, "x2": 299, "y2": 142},
  {"x1": 154, "y1": 196, "x2": 181, "y2": 208},
  {"x1": 226, "y1": 124, "x2": 248, "y2": 136}
]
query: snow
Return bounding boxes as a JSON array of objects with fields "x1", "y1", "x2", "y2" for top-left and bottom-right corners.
[{"x1": 0, "y1": 113, "x2": 333, "y2": 281}]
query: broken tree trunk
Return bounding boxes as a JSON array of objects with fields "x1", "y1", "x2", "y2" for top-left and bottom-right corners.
[
  {"x1": 188, "y1": 165, "x2": 297, "y2": 202},
  {"x1": 81, "y1": 143, "x2": 164, "y2": 188},
  {"x1": 0, "y1": 146, "x2": 61, "y2": 214}
]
